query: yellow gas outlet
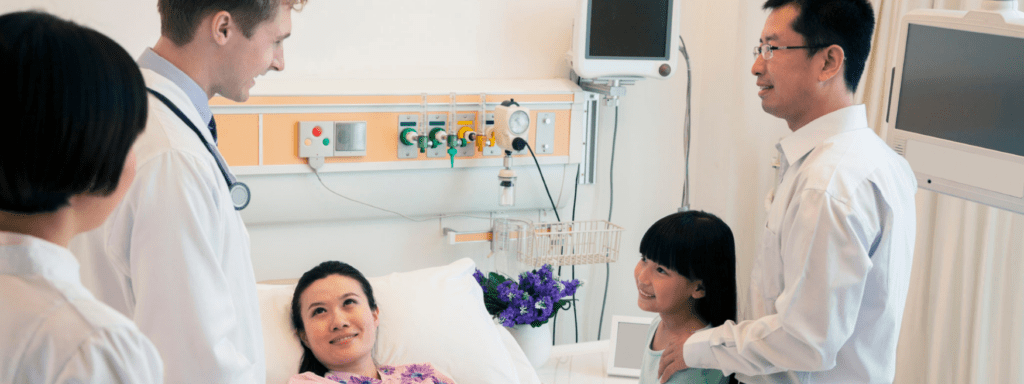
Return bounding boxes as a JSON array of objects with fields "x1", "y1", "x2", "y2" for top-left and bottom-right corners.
[{"x1": 457, "y1": 126, "x2": 475, "y2": 147}]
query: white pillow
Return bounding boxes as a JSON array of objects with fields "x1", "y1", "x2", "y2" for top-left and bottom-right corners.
[{"x1": 258, "y1": 258, "x2": 540, "y2": 384}]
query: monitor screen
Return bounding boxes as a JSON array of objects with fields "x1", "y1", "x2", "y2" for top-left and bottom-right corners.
[
  {"x1": 587, "y1": 0, "x2": 671, "y2": 59},
  {"x1": 895, "y1": 24, "x2": 1024, "y2": 157}
]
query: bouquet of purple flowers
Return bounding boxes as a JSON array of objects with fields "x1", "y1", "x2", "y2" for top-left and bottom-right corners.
[{"x1": 474, "y1": 265, "x2": 581, "y2": 328}]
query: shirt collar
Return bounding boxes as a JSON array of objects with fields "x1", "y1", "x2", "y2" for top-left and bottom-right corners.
[
  {"x1": 0, "y1": 232, "x2": 80, "y2": 285},
  {"x1": 137, "y1": 48, "x2": 214, "y2": 126},
  {"x1": 777, "y1": 104, "x2": 870, "y2": 166}
]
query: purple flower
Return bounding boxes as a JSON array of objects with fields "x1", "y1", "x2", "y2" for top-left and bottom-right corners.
[
  {"x1": 324, "y1": 373, "x2": 348, "y2": 384},
  {"x1": 349, "y1": 376, "x2": 381, "y2": 384},
  {"x1": 473, "y1": 269, "x2": 485, "y2": 284},
  {"x1": 562, "y1": 279, "x2": 580, "y2": 296},
  {"x1": 480, "y1": 264, "x2": 583, "y2": 327},
  {"x1": 379, "y1": 365, "x2": 396, "y2": 376},
  {"x1": 496, "y1": 281, "x2": 520, "y2": 303},
  {"x1": 401, "y1": 364, "x2": 435, "y2": 383},
  {"x1": 431, "y1": 378, "x2": 449, "y2": 384},
  {"x1": 499, "y1": 307, "x2": 518, "y2": 327}
]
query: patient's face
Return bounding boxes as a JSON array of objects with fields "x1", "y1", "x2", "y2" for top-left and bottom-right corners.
[{"x1": 299, "y1": 274, "x2": 379, "y2": 372}]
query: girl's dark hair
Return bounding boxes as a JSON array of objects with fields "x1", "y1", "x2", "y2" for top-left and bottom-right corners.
[
  {"x1": 639, "y1": 210, "x2": 737, "y2": 327},
  {"x1": 0, "y1": 11, "x2": 147, "y2": 214},
  {"x1": 290, "y1": 261, "x2": 377, "y2": 376}
]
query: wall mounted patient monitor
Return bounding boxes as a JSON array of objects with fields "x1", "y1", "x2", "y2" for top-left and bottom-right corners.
[
  {"x1": 568, "y1": 0, "x2": 683, "y2": 79},
  {"x1": 884, "y1": 0, "x2": 1024, "y2": 214}
]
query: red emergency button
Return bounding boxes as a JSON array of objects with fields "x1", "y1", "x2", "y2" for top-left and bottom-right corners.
[{"x1": 312, "y1": 126, "x2": 323, "y2": 137}]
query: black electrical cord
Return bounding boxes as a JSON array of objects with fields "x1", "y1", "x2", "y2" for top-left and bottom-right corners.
[
  {"x1": 571, "y1": 164, "x2": 580, "y2": 343},
  {"x1": 550, "y1": 165, "x2": 583, "y2": 345},
  {"x1": 524, "y1": 142, "x2": 560, "y2": 222},
  {"x1": 521, "y1": 140, "x2": 564, "y2": 345}
]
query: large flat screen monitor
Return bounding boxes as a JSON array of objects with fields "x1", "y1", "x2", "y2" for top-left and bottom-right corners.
[
  {"x1": 884, "y1": 7, "x2": 1024, "y2": 214},
  {"x1": 569, "y1": 0, "x2": 681, "y2": 79}
]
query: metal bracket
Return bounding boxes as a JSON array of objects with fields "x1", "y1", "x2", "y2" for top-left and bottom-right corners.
[{"x1": 576, "y1": 74, "x2": 641, "y2": 105}]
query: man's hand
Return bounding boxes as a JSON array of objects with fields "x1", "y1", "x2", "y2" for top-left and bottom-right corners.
[{"x1": 657, "y1": 331, "x2": 693, "y2": 383}]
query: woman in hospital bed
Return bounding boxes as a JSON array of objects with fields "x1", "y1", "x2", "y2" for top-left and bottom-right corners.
[{"x1": 288, "y1": 261, "x2": 456, "y2": 384}]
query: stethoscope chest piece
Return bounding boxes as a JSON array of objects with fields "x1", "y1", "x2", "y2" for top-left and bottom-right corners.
[{"x1": 230, "y1": 181, "x2": 250, "y2": 211}]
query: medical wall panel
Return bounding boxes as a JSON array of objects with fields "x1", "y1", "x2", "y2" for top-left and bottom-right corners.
[{"x1": 206, "y1": 79, "x2": 585, "y2": 224}]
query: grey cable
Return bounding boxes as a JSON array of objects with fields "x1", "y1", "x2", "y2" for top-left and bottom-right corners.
[
  {"x1": 597, "y1": 103, "x2": 619, "y2": 340},
  {"x1": 680, "y1": 35, "x2": 692, "y2": 212},
  {"x1": 313, "y1": 169, "x2": 491, "y2": 223}
]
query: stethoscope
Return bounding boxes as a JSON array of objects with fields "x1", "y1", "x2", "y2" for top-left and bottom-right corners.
[{"x1": 147, "y1": 88, "x2": 251, "y2": 210}]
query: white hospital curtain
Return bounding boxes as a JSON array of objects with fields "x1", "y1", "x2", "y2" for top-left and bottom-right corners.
[{"x1": 857, "y1": 1, "x2": 1024, "y2": 383}]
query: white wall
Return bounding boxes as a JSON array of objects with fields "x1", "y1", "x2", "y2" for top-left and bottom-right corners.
[{"x1": 0, "y1": 0, "x2": 787, "y2": 345}]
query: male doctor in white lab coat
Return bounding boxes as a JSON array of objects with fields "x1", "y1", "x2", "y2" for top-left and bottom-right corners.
[
  {"x1": 655, "y1": 0, "x2": 918, "y2": 383},
  {"x1": 71, "y1": 1, "x2": 307, "y2": 382}
]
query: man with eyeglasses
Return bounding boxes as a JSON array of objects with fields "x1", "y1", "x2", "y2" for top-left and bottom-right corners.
[{"x1": 654, "y1": 0, "x2": 918, "y2": 383}]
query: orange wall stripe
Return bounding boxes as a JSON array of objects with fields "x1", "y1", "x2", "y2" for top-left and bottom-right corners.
[
  {"x1": 214, "y1": 114, "x2": 259, "y2": 166},
  {"x1": 210, "y1": 93, "x2": 573, "y2": 106}
]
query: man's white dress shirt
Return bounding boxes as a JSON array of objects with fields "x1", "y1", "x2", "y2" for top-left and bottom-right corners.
[
  {"x1": 70, "y1": 60, "x2": 266, "y2": 383},
  {"x1": 1, "y1": 232, "x2": 163, "y2": 383},
  {"x1": 684, "y1": 105, "x2": 918, "y2": 383}
]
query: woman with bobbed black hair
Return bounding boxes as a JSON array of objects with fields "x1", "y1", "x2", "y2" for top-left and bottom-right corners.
[{"x1": 0, "y1": 10, "x2": 162, "y2": 383}]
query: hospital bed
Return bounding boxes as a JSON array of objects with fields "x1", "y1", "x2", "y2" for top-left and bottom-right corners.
[{"x1": 257, "y1": 258, "x2": 542, "y2": 384}]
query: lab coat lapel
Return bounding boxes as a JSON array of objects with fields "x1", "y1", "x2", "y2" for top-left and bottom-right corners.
[{"x1": 140, "y1": 68, "x2": 218, "y2": 148}]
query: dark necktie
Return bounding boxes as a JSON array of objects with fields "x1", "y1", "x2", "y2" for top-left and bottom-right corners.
[{"x1": 208, "y1": 116, "x2": 218, "y2": 144}]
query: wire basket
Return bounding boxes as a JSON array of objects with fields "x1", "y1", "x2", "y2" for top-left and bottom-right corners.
[{"x1": 518, "y1": 220, "x2": 624, "y2": 267}]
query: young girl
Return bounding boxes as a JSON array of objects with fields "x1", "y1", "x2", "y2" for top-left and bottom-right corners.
[{"x1": 635, "y1": 211, "x2": 736, "y2": 384}]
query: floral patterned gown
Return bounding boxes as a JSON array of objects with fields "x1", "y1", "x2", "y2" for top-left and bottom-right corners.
[{"x1": 288, "y1": 363, "x2": 455, "y2": 384}]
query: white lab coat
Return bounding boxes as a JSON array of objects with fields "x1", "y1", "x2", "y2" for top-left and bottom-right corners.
[
  {"x1": 0, "y1": 232, "x2": 163, "y2": 384},
  {"x1": 70, "y1": 68, "x2": 266, "y2": 384}
]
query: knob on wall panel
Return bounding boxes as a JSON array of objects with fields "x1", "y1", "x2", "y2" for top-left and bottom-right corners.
[
  {"x1": 397, "y1": 114, "x2": 420, "y2": 159},
  {"x1": 482, "y1": 113, "x2": 503, "y2": 157},
  {"x1": 455, "y1": 113, "x2": 476, "y2": 158},
  {"x1": 425, "y1": 114, "x2": 448, "y2": 158}
]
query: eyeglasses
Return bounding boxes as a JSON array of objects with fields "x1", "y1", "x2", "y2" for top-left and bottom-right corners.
[{"x1": 753, "y1": 43, "x2": 830, "y2": 60}]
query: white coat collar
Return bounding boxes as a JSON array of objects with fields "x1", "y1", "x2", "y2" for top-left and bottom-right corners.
[
  {"x1": 141, "y1": 68, "x2": 217, "y2": 146},
  {"x1": 0, "y1": 232, "x2": 80, "y2": 285}
]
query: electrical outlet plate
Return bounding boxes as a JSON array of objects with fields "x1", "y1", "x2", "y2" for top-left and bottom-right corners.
[
  {"x1": 535, "y1": 112, "x2": 556, "y2": 155},
  {"x1": 397, "y1": 114, "x2": 419, "y2": 159}
]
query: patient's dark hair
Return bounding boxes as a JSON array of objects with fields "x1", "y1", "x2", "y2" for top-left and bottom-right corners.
[
  {"x1": 291, "y1": 260, "x2": 378, "y2": 376},
  {"x1": 639, "y1": 210, "x2": 737, "y2": 327},
  {"x1": 0, "y1": 11, "x2": 147, "y2": 213}
]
